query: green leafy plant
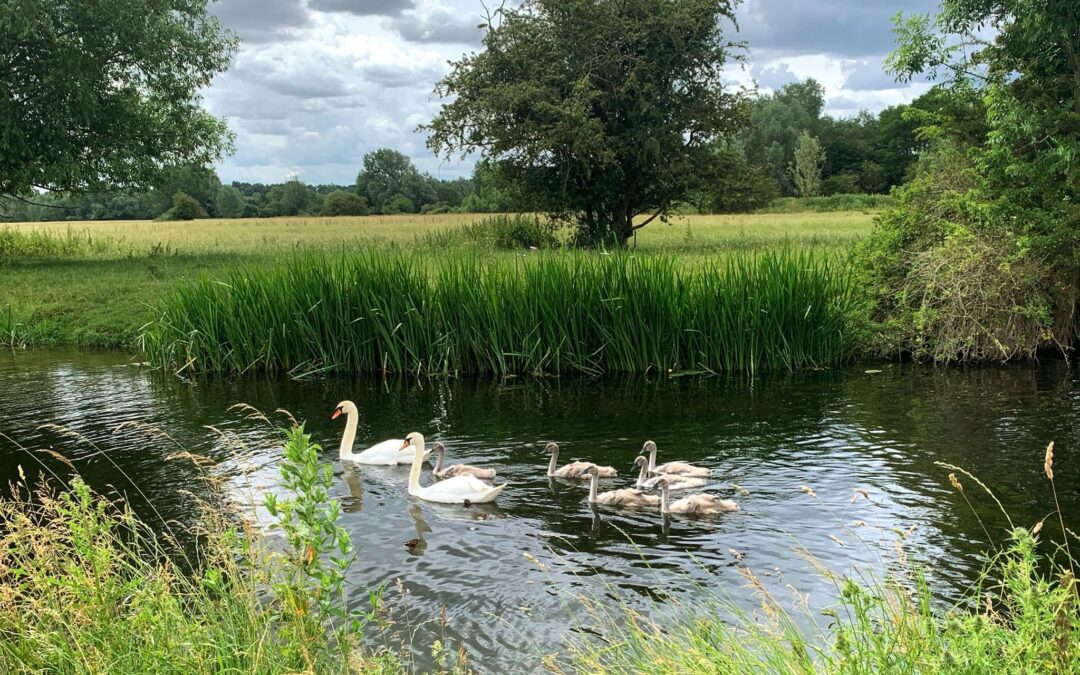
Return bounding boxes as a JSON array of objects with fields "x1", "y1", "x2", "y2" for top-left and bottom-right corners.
[{"x1": 264, "y1": 425, "x2": 380, "y2": 662}]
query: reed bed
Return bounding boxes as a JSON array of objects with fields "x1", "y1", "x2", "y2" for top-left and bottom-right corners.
[{"x1": 143, "y1": 250, "x2": 860, "y2": 376}]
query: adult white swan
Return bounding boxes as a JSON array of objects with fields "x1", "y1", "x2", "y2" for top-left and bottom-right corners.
[
  {"x1": 332, "y1": 401, "x2": 412, "y2": 465},
  {"x1": 403, "y1": 432, "x2": 507, "y2": 504},
  {"x1": 639, "y1": 440, "x2": 710, "y2": 477}
]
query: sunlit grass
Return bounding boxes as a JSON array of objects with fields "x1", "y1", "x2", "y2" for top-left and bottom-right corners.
[
  {"x1": 3, "y1": 211, "x2": 873, "y2": 256},
  {"x1": 1, "y1": 212, "x2": 872, "y2": 349}
]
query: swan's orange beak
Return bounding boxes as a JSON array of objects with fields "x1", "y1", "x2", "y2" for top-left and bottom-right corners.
[
  {"x1": 331, "y1": 409, "x2": 341, "y2": 420},
  {"x1": 399, "y1": 439, "x2": 410, "y2": 451}
]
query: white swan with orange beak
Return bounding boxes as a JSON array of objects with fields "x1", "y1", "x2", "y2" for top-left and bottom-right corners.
[{"x1": 332, "y1": 401, "x2": 412, "y2": 465}]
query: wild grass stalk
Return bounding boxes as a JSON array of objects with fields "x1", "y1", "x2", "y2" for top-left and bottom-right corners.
[
  {"x1": 144, "y1": 249, "x2": 860, "y2": 376},
  {"x1": 571, "y1": 445, "x2": 1080, "y2": 673},
  {"x1": 0, "y1": 426, "x2": 402, "y2": 674}
]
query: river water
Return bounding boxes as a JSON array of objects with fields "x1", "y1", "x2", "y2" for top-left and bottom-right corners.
[{"x1": 1, "y1": 348, "x2": 1077, "y2": 672}]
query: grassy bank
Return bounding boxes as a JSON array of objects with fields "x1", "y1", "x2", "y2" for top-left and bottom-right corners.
[
  {"x1": 1, "y1": 211, "x2": 873, "y2": 350},
  {"x1": 143, "y1": 250, "x2": 859, "y2": 376},
  {"x1": 0, "y1": 426, "x2": 402, "y2": 673}
]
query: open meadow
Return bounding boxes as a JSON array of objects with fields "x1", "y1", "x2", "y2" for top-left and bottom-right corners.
[{"x1": 1, "y1": 211, "x2": 874, "y2": 349}]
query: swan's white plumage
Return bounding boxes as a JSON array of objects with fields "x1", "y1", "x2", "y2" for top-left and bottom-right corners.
[
  {"x1": 334, "y1": 401, "x2": 409, "y2": 465},
  {"x1": 406, "y1": 433, "x2": 506, "y2": 504}
]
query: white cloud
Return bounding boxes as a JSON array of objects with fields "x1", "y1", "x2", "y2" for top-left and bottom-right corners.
[{"x1": 205, "y1": 0, "x2": 933, "y2": 184}]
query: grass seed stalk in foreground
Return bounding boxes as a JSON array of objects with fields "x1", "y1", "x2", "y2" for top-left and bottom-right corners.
[
  {"x1": 144, "y1": 249, "x2": 859, "y2": 376},
  {"x1": 0, "y1": 426, "x2": 400, "y2": 674},
  {"x1": 572, "y1": 444, "x2": 1080, "y2": 674}
]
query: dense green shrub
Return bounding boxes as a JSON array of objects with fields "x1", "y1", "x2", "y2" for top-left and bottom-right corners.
[
  {"x1": 321, "y1": 190, "x2": 370, "y2": 216},
  {"x1": 821, "y1": 172, "x2": 862, "y2": 196},
  {"x1": 381, "y1": 194, "x2": 415, "y2": 215},
  {"x1": 156, "y1": 191, "x2": 207, "y2": 221},
  {"x1": 854, "y1": 145, "x2": 1066, "y2": 362},
  {"x1": 421, "y1": 214, "x2": 560, "y2": 250}
]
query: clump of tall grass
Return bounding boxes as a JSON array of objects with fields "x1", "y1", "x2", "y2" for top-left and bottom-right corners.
[
  {"x1": 419, "y1": 214, "x2": 561, "y2": 250},
  {"x1": 571, "y1": 443, "x2": 1079, "y2": 673},
  {"x1": 0, "y1": 226, "x2": 109, "y2": 259},
  {"x1": 759, "y1": 194, "x2": 895, "y2": 213},
  {"x1": 0, "y1": 426, "x2": 401, "y2": 674},
  {"x1": 144, "y1": 249, "x2": 859, "y2": 376}
]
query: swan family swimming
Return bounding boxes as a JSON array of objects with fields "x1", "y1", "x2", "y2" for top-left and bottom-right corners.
[{"x1": 333, "y1": 400, "x2": 739, "y2": 515}]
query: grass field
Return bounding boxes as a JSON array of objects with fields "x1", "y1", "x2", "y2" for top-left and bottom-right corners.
[{"x1": 1, "y1": 211, "x2": 875, "y2": 349}]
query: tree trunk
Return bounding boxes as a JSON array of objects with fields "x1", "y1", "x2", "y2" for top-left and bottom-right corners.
[{"x1": 612, "y1": 199, "x2": 634, "y2": 247}]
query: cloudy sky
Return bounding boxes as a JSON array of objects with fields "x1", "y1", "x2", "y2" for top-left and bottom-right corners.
[{"x1": 205, "y1": 0, "x2": 936, "y2": 185}]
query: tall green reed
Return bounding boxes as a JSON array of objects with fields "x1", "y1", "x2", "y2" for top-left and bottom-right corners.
[{"x1": 144, "y1": 249, "x2": 860, "y2": 376}]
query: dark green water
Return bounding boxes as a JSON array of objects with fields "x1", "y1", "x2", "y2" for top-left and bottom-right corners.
[{"x1": 1, "y1": 348, "x2": 1077, "y2": 672}]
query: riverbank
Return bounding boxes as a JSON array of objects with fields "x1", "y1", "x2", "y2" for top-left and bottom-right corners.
[{"x1": 1, "y1": 211, "x2": 872, "y2": 350}]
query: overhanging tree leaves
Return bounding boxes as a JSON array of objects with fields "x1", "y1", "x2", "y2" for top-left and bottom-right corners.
[
  {"x1": 0, "y1": 0, "x2": 237, "y2": 196},
  {"x1": 425, "y1": 0, "x2": 746, "y2": 246},
  {"x1": 857, "y1": 1, "x2": 1080, "y2": 361}
]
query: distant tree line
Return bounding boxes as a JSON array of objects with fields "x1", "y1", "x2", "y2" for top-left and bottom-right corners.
[
  {"x1": 2, "y1": 150, "x2": 519, "y2": 222},
  {"x1": 4, "y1": 77, "x2": 931, "y2": 223}
]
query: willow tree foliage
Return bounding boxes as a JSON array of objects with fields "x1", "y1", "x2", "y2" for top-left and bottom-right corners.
[
  {"x1": 425, "y1": 0, "x2": 746, "y2": 246},
  {"x1": 0, "y1": 0, "x2": 236, "y2": 196},
  {"x1": 858, "y1": 1, "x2": 1080, "y2": 361}
]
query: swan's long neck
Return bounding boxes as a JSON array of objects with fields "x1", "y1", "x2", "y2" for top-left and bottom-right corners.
[
  {"x1": 407, "y1": 440, "x2": 425, "y2": 495},
  {"x1": 587, "y1": 473, "x2": 598, "y2": 503},
  {"x1": 648, "y1": 445, "x2": 658, "y2": 472},
  {"x1": 546, "y1": 446, "x2": 558, "y2": 476},
  {"x1": 432, "y1": 445, "x2": 445, "y2": 473},
  {"x1": 659, "y1": 483, "x2": 670, "y2": 514},
  {"x1": 339, "y1": 411, "x2": 358, "y2": 459},
  {"x1": 636, "y1": 460, "x2": 648, "y2": 486}
]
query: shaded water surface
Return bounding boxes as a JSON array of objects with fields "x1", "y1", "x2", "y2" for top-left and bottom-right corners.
[{"x1": 1, "y1": 349, "x2": 1077, "y2": 672}]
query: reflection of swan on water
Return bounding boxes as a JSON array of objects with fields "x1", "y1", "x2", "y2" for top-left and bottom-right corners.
[
  {"x1": 403, "y1": 433, "x2": 507, "y2": 504},
  {"x1": 332, "y1": 401, "x2": 412, "y2": 465},
  {"x1": 429, "y1": 441, "x2": 496, "y2": 479},
  {"x1": 341, "y1": 464, "x2": 363, "y2": 513},
  {"x1": 404, "y1": 501, "x2": 431, "y2": 556},
  {"x1": 639, "y1": 440, "x2": 710, "y2": 477},
  {"x1": 545, "y1": 442, "x2": 617, "y2": 479}
]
